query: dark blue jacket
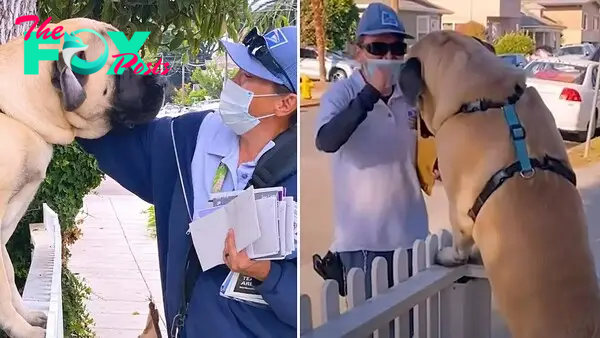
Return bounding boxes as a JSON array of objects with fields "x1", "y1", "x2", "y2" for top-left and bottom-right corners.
[{"x1": 78, "y1": 111, "x2": 297, "y2": 337}]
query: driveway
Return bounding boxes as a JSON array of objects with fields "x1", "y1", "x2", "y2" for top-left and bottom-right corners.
[{"x1": 299, "y1": 105, "x2": 600, "y2": 337}]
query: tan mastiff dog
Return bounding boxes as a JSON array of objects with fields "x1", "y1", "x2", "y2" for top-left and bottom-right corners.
[
  {"x1": 399, "y1": 30, "x2": 600, "y2": 338},
  {"x1": 0, "y1": 18, "x2": 165, "y2": 337}
]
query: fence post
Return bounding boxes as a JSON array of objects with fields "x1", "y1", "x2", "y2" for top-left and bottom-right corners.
[
  {"x1": 300, "y1": 294, "x2": 314, "y2": 334},
  {"x1": 426, "y1": 234, "x2": 440, "y2": 338},
  {"x1": 464, "y1": 278, "x2": 492, "y2": 338},
  {"x1": 413, "y1": 240, "x2": 427, "y2": 338},
  {"x1": 393, "y1": 248, "x2": 411, "y2": 338},
  {"x1": 372, "y1": 257, "x2": 390, "y2": 338}
]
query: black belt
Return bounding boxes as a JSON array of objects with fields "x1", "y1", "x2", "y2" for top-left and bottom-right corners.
[{"x1": 467, "y1": 155, "x2": 577, "y2": 221}]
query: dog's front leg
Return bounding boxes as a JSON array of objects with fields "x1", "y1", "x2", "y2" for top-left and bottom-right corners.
[
  {"x1": 2, "y1": 246, "x2": 47, "y2": 328},
  {"x1": 436, "y1": 204, "x2": 476, "y2": 267},
  {"x1": 0, "y1": 206, "x2": 45, "y2": 338}
]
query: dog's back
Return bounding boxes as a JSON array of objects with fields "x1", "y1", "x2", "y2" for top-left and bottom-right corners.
[{"x1": 474, "y1": 89, "x2": 600, "y2": 338}]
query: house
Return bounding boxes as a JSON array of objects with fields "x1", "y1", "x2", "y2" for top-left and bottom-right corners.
[
  {"x1": 353, "y1": 0, "x2": 453, "y2": 43},
  {"x1": 527, "y1": 0, "x2": 600, "y2": 45},
  {"x1": 521, "y1": 1, "x2": 566, "y2": 50},
  {"x1": 428, "y1": 0, "x2": 522, "y2": 39}
]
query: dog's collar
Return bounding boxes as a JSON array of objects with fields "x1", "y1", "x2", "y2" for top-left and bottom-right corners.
[{"x1": 457, "y1": 85, "x2": 525, "y2": 114}]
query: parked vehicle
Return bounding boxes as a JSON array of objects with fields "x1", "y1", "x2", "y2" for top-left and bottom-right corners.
[
  {"x1": 556, "y1": 43, "x2": 596, "y2": 59},
  {"x1": 300, "y1": 47, "x2": 360, "y2": 82},
  {"x1": 158, "y1": 99, "x2": 220, "y2": 117},
  {"x1": 498, "y1": 53, "x2": 528, "y2": 68},
  {"x1": 524, "y1": 58, "x2": 600, "y2": 141}
]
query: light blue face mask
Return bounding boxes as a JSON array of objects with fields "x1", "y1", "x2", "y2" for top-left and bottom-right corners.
[
  {"x1": 218, "y1": 79, "x2": 279, "y2": 136},
  {"x1": 364, "y1": 59, "x2": 406, "y2": 89}
]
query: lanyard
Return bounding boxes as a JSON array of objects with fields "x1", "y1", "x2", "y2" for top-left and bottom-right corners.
[{"x1": 171, "y1": 162, "x2": 228, "y2": 338}]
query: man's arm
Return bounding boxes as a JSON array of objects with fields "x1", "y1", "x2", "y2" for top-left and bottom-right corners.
[
  {"x1": 255, "y1": 260, "x2": 297, "y2": 327},
  {"x1": 315, "y1": 83, "x2": 380, "y2": 153},
  {"x1": 76, "y1": 120, "x2": 164, "y2": 203}
]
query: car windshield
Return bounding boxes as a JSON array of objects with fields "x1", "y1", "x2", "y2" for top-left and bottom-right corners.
[
  {"x1": 558, "y1": 46, "x2": 583, "y2": 56},
  {"x1": 525, "y1": 61, "x2": 587, "y2": 84}
]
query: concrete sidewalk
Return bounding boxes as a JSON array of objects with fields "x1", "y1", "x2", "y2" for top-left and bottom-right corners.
[{"x1": 68, "y1": 177, "x2": 168, "y2": 337}]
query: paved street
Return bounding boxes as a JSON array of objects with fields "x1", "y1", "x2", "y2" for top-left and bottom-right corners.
[
  {"x1": 299, "y1": 105, "x2": 600, "y2": 336},
  {"x1": 69, "y1": 176, "x2": 167, "y2": 337}
]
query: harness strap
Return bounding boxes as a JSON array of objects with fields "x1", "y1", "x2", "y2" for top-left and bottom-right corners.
[
  {"x1": 502, "y1": 104, "x2": 533, "y2": 176},
  {"x1": 467, "y1": 155, "x2": 577, "y2": 221}
]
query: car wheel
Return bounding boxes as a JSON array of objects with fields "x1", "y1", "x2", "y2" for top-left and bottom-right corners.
[
  {"x1": 329, "y1": 68, "x2": 347, "y2": 82},
  {"x1": 578, "y1": 109, "x2": 598, "y2": 142}
]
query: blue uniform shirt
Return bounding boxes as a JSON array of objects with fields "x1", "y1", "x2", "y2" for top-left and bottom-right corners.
[{"x1": 78, "y1": 111, "x2": 297, "y2": 338}]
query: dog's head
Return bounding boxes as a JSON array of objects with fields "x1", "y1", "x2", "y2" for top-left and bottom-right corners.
[
  {"x1": 399, "y1": 31, "x2": 523, "y2": 138},
  {"x1": 50, "y1": 18, "x2": 166, "y2": 138}
]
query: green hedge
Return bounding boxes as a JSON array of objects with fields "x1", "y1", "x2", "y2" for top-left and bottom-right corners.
[
  {"x1": 494, "y1": 32, "x2": 535, "y2": 55},
  {"x1": 6, "y1": 143, "x2": 103, "y2": 338}
]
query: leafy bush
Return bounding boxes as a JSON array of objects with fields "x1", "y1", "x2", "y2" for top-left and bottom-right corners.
[
  {"x1": 172, "y1": 83, "x2": 210, "y2": 106},
  {"x1": 300, "y1": 0, "x2": 359, "y2": 51},
  {"x1": 455, "y1": 21, "x2": 486, "y2": 40},
  {"x1": 144, "y1": 206, "x2": 157, "y2": 238},
  {"x1": 494, "y1": 32, "x2": 535, "y2": 55},
  {"x1": 6, "y1": 143, "x2": 103, "y2": 338},
  {"x1": 191, "y1": 59, "x2": 237, "y2": 98}
]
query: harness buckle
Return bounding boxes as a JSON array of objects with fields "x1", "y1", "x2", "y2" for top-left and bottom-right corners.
[
  {"x1": 509, "y1": 124, "x2": 526, "y2": 141},
  {"x1": 519, "y1": 168, "x2": 535, "y2": 179}
]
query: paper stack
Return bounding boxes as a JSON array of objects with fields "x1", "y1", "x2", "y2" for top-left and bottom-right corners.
[{"x1": 187, "y1": 186, "x2": 297, "y2": 307}]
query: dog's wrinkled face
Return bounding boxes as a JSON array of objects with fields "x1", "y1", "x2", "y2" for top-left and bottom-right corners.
[
  {"x1": 50, "y1": 18, "x2": 166, "y2": 139},
  {"x1": 399, "y1": 31, "x2": 505, "y2": 138}
]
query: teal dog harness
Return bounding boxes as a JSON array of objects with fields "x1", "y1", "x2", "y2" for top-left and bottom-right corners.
[{"x1": 456, "y1": 85, "x2": 577, "y2": 221}]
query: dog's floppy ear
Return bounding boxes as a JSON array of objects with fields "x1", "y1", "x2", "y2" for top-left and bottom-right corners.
[
  {"x1": 52, "y1": 52, "x2": 88, "y2": 111},
  {"x1": 399, "y1": 57, "x2": 424, "y2": 108}
]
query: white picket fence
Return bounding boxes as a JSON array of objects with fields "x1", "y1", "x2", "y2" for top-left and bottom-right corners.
[
  {"x1": 22, "y1": 204, "x2": 64, "y2": 338},
  {"x1": 300, "y1": 230, "x2": 493, "y2": 338}
]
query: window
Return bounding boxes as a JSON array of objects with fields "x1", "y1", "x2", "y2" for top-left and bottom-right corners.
[
  {"x1": 557, "y1": 46, "x2": 584, "y2": 56},
  {"x1": 595, "y1": 16, "x2": 600, "y2": 30},
  {"x1": 583, "y1": 13, "x2": 589, "y2": 29},
  {"x1": 416, "y1": 16, "x2": 430, "y2": 40},
  {"x1": 442, "y1": 22, "x2": 455, "y2": 30},
  {"x1": 524, "y1": 61, "x2": 587, "y2": 85},
  {"x1": 300, "y1": 48, "x2": 317, "y2": 59}
]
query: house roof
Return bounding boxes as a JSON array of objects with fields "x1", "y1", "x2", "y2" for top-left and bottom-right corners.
[
  {"x1": 354, "y1": 0, "x2": 453, "y2": 15},
  {"x1": 520, "y1": 9, "x2": 566, "y2": 29},
  {"x1": 537, "y1": 0, "x2": 600, "y2": 6}
]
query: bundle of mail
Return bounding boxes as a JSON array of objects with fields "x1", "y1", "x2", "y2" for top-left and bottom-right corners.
[{"x1": 188, "y1": 186, "x2": 297, "y2": 306}]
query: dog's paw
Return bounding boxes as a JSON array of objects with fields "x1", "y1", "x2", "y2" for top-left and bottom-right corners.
[
  {"x1": 7, "y1": 325, "x2": 45, "y2": 338},
  {"x1": 435, "y1": 247, "x2": 468, "y2": 267},
  {"x1": 23, "y1": 310, "x2": 47, "y2": 328},
  {"x1": 25, "y1": 326, "x2": 45, "y2": 338}
]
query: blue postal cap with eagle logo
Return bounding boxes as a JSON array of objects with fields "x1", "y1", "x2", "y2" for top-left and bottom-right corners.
[
  {"x1": 357, "y1": 3, "x2": 414, "y2": 39},
  {"x1": 220, "y1": 26, "x2": 298, "y2": 93}
]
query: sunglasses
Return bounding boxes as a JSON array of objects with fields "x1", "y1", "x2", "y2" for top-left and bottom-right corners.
[
  {"x1": 360, "y1": 41, "x2": 407, "y2": 57},
  {"x1": 242, "y1": 27, "x2": 295, "y2": 92}
]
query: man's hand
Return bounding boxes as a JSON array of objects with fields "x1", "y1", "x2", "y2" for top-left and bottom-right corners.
[
  {"x1": 364, "y1": 65, "x2": 391, "y2": 96},
  {"x1": 223, "y1": 229, "x2": 271, "y2": 281}
]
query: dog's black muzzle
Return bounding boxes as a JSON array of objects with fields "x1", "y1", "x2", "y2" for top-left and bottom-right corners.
[{"x1": 109, "y1": 69, "x2": 167, "y2": 127}]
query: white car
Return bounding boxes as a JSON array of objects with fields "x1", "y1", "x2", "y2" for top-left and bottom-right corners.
[
  {"x1": 524, "y1": 58, "x2": 600, "y2": 140},
  {"x1": 300, "y1": 47, "x2": 359, "y2": 82}
]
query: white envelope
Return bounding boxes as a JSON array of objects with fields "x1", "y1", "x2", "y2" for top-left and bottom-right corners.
[
  {"x1": 247, "y1": 197, "x2": 280, "y2": 259},
  {"x1": 188, "y1": 187, "x2": 261, "y2": 270}
]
